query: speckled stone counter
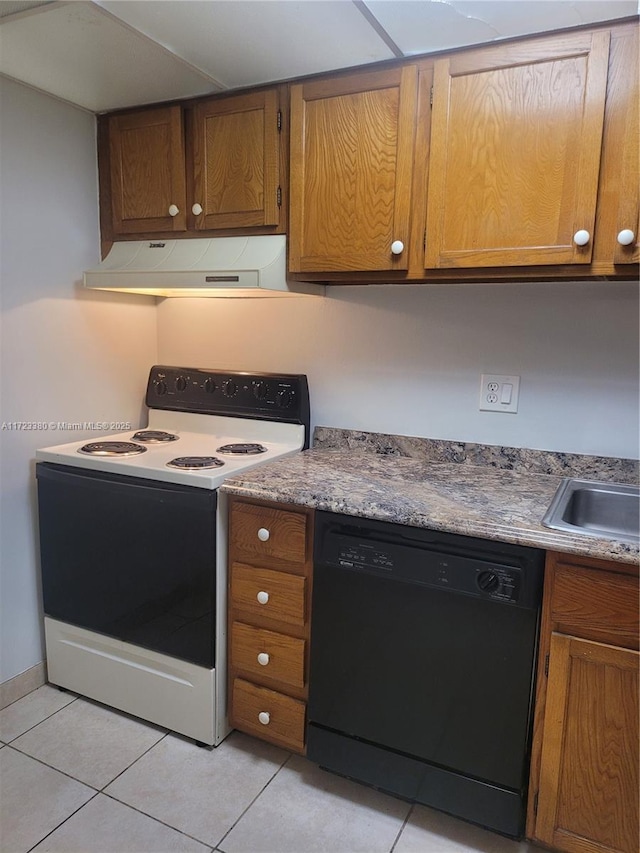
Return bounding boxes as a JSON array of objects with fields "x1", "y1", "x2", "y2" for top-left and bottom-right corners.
[{"x1": 221, "y1": 430, "x2": 640, "y2": 565}]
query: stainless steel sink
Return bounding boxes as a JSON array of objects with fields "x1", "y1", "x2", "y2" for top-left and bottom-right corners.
[{"x1": 543, "y1": 478, "x2": 640, "y2": 543}]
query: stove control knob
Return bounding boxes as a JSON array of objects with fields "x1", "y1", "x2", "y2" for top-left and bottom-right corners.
[
  {"x1": 223, "y1": 379, "x2": 238, "y2": 398},
  {"x1": 155, "y1": 380, "x2": 168, "y2": 396},
  {"x1": 253, "y1": 380, "x2": 268, "y2": 400},
  {"x1": 477, "y1": 571, "x2": 500, "y2": 593},
  {"x1": 204, "y1": 378, "x2": 217, "y2": 394},
  {"x1": 256, "y1": 591, "x2": 269, "y2": 605},
  {"x1": 276, "y1": 389, "x2": 294, "y2": 408},
  {"x1": 175, "y1": 376, "x2": 187, "y2": 392},
  {"x1": 257, "y1": 527, "x2": 270, "y2": 542}
]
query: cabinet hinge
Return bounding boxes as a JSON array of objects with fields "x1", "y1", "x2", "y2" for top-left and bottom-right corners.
[
  {"x1": 534, "y1": 791, "x2": 539, "y2": 815},
  {"x1": 544, "y1": 653, "x2": 549, "y2": 677},
  {"x1": 277, "y1": 186, "x2": 282, "y2": 207},
  {"x1": 430, "y1": 86, "x2": 434, "y2": 107},
  {"x1": 277, "y1": 110, "x2": 282, "y2": 132}
]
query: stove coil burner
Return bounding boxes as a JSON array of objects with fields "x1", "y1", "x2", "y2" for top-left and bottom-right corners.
[
  {"x1": 132, "y1": 430, "x2": 178, "y2": 443},
  {"x1": 79, "y1": 441, "x2": 147, "y2": 456},
  {"x1": 166, "y1": 456, "x2": 225, "y2": 470},
  {"x1": 216, "y1": 443, "x2": 268, "y2": 455}
]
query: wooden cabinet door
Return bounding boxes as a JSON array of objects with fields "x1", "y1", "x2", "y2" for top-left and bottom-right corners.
[
  {"x1": 289, "y1": 66, "x2": 420, "y2": 273},
  {"x1": 108, "y1": 106, "x2": 186, "y2": 235},
  {"x1": 536, "y1": 633, "x2": 639, "y2": 853},
  {"x1": 591, "y1": 24, "x2": 639, "y2": 269},
  {"x1": 191, "y1": 90, "x2": 281, "y2": 230},
  {"x1": 425, "y1": 31, "x2": 610, "y2": 269},
  {"x1": 612, "y1": 27, "x2": 639, "y2": 265}
]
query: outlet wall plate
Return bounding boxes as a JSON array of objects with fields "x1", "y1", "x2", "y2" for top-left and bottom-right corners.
[{"x1": 479, "y1": 374, "x2": 520, "y2": 413}]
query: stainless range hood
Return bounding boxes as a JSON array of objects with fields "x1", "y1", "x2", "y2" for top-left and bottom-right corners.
[{"x1": 84, "y1": 235, "x2": 323, "y2": 297}]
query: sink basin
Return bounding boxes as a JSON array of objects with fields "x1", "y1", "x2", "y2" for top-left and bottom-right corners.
[{"x1": 543, "y1": 479, "x2": 639, "y2": 543}]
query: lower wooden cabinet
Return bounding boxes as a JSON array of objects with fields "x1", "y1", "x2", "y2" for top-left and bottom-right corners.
[
  {"x1": 231, "y1": 678, "x2": 306, "y2": 753},
  {"x1": 227, "y1": 496, "x2": 313, "y2": 754},
  {"x1": 528, "y1": 552, "x2": 639, "y2": 853}
]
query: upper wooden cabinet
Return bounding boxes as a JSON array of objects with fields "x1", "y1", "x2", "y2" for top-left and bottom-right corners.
[
  {"x1": 425, "y1": 31, "x2": 610, "y2": 269},
  {"x1": 107, "y1": 105, "x2": 187, "y2": 235},
  {"x1": 288, "y1": 66, "x2": 429, "y2": 273},
  {"x1": 190, "y1": 90, "x2": 282, "y2": 230},
  {"x1": 287, "y1": 21, "x2": 637, "y2": 281},
  {"x1": 593, "y1": 23, "x2": 639, "y2": 268},
  {"x1": 100, "y1": 88, "x2": 284, "y2": 245}
]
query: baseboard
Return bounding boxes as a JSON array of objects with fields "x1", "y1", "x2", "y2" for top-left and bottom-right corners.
[{"x1": 0, "y1": 661, "x2": 47, "y2": 710}]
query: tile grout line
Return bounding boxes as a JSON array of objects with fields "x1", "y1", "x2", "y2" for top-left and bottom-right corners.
[
  {"x1": 13, "y1": 727, "x2": 216, "y2": 853},
  {"x1": 389, "y1": 802, "x2": 415, "y2": 853},
  {"x1": 25, "y1": 789, "x2": 102, "y2": 853},
  {"x1": 214, "y1": 749, "x2": 295, "y2": 852},
  {"x1": 0, "y1": 690, "x2": 78, "y2": 744},
  {"x1": 4, "y1": 743, "x2": 102, "y2": 791},
  {"x1": 101, "y1": 788, "x2": 216, "y2": 851}
]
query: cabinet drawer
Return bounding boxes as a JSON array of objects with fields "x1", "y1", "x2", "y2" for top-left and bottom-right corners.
[
  {"x1": 231, "y1": 622, "x2": 306, "y2": 689},
  {"x1": 231, "y1": 563, "x2": 306, "y2": 627},
  {"x1": 231, "y1": 502, "x2": 307, "y2": 566},
  {"x1": 232, "y1": 678, "x2": 306, "y2": 753},
  {"x1": 552, "y1": 562, "x2": 639, "y2": 649}
]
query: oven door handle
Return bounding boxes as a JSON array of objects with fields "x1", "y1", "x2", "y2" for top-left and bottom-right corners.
[{"x1": 36, "y1": 463, "x2": 216, "y2": 509}]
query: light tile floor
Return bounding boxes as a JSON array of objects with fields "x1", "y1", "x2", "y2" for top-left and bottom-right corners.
[{"x1": 0, "y1": 685, "x2": 542, "y2": 853}]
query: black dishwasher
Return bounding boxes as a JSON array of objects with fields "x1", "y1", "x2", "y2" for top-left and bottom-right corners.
[{"x1": 307, "y1": 511, "x2": 545, "y2": 838}]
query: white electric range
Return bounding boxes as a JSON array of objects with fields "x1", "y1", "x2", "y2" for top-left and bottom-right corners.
[{"x1": 35, "y1": 366, "x2": 309, "y2": 746}]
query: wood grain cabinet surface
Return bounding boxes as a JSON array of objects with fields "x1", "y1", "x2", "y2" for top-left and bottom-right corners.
[
  {"x1": 425, "y1": 30, "x2": 610, "y2": 269},
  {"x1": 287, "y1": 20, "x2": 637, "y2": 282},
  {"x1": 99, "y1": 88, "x2": 284, "y2": 246},
  {"x1": 106, "y1": 105, "x2": 187, "y2": 236},
  {"x1": 593, "y1": 23, "x2": 639, "y2": 269},
  {"x1": 527, "y1": 552, "x2": 639, "y2": 853},
  {"x1": 288, "y1": 64, "x2": 431, "y2": 274},
  {"x1": 227, "y1": 496, "x2": 313, "y2": 754},
  {"x1": 190, "y1": 89, "x2": 282, "y2": 231}
]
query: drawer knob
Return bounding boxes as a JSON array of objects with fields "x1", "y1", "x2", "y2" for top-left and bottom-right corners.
[
  {"x1": 258, "y1": 711, "x2": 270, "y2": 725},
  {"x1": 257, "y1": 527, "x2": 270, "y2": 542},
  {"x1": 573, "y1": 229, "x2": 590, "y2": 247},
  {"x1": 256, "y1": 590, "x2": 269, "y2": 605},
  {"x1": 257, "y1": 652, "x2": 270, "y2": 666},
  {"x1": 617, "y1": 228, "x2": 636, "y2": 246}
]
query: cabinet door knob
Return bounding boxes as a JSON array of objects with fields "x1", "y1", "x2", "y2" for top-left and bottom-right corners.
[
  {"x1": 192, "y1": 203, "x2": 203, "y2": 216},
  {"x1": 258, "y1": 711, "x2": 270, "y2": 725},
  {"x1": 617, "y1": 228, "x2": 636, "y2": 246},
  {"x1": 573, "y1": 229, "x2": 590, "y2": 246},
  {"x1": 391, "y1": 240, "x2": 405, "y2": 255},
  {"x1": 168, "y1": 204, "x2": 180, "y2": 217},
  {"x1": 256, "y1": 591, "x2": 269, "y2": 605},
  {"x1": 257, "y1": 527, "x2": 270, "y2": 542},
  {"x1": 257, "y1": 652, "x2": 270, "y2": 666}
]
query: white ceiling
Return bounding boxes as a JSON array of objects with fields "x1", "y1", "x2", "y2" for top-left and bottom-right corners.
[{"x1": 0, "y1": 0, "x2": 637, "y2": 113}]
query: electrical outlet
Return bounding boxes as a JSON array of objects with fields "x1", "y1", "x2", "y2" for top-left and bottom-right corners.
[{"x1": 479, "y1": 374, "x2": 520, "y2": 413}]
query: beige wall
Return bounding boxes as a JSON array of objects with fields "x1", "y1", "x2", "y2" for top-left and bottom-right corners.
[
  {"x1": 0, "y1": 78, "x2": 158, "y2": 685},
  {"x1": 157, "y1": 280, "x2": 639, "y2": 459}
]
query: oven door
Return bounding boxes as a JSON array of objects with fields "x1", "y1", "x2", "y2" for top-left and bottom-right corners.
[{"x1": 36, "y1": 462, "x2": 216, "y2": 667}]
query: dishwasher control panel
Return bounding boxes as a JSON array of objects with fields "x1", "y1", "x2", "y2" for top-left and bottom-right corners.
[{"x1": 321, "y1": 529, "x2": 534, "y2": 606}]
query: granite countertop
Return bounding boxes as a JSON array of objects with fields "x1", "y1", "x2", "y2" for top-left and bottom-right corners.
[{"x1": 221, "y1": 429, "x2": 640, "y2": 565}]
